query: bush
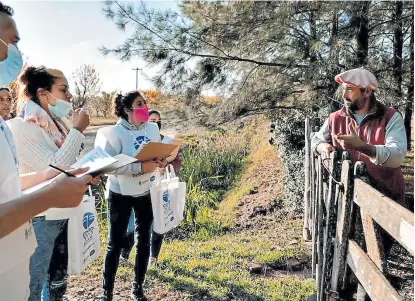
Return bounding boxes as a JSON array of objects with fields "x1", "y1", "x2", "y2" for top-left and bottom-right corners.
[{"x1": 177, "y1": 129, "x2": 252, "y2": 234}]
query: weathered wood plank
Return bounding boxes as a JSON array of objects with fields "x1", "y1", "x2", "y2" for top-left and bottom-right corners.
[
  {"x1": 312, "y1": 156, "x2": 321, "y2": 277},
  {"x1": 346, "y1": 240, "x2": 402, "y2": 301},
  {"x1": 321, "y1": 151, "x2": 340, "y2": 301},
  {"x1": 354, "y1": 179, "x2": 414, "y2": 255},
  {"x1": 316, "y1": 156, "x2": 325, "y2": 299},
  {"x1": 361, "y1": 210, "x2": 386, "y2": 270},
  {"x1": 330, "y1": 160, "x2": 353, "y2": 295},
  {"x1": 303, "y1": 118, "x2": 311, "y2": 240}
]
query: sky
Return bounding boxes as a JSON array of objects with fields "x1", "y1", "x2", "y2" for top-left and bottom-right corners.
[{"x1": 8, "y1": 0, "x2": 181, "y2": 93}]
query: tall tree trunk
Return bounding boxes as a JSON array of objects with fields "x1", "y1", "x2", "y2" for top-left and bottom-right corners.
[
  {"x1": 404, "y1": 11, "x2": 414, "y2": 151},
  {"x1": 350, "y1": 1, "x2": 371, "y2": 67},
  {"x1": 393, "y1": 1, "x2": 403, "y2": 99},
  {"x1": 329, "y1": 8, "x2": 342, "y2": 111}
]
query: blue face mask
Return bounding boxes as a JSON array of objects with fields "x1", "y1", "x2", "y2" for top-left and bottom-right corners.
[
  {"x1": 0, "y1": 39, "x2": 23, "y2": 87},
  {"x1": 46, "y1": 94, "x2": 73, "y2": 119}
]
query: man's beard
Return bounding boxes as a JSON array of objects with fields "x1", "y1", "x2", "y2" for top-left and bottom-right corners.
[{"x1": 345, "y1": 97, "x2": 366, "y2": 112}]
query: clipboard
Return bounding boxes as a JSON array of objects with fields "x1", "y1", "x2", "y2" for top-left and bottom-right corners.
[{"x1": 134, "y1": 142, "x2": 179, "y2": 161}]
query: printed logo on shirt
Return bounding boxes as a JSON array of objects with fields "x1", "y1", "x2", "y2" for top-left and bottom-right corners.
[
  {"x1": 133, "y1": 136, "x2": 151, "y2": 150},
  {"x1": 150, "y1": 176, "x2": 155, "y2": 181},
  {"x1": 83, "y1": 212, "x2": 95, "y2": 229}
]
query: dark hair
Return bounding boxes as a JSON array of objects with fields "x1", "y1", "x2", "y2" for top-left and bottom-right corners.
[
  {"x1": 112, "y1": 90, "x2": 146, "y2": 120},
  {"x1": 18, "y1": 66, "x2": 57, "y2": 105},
  {"x1": 148, "y1": 109, "x2": 160, "y2": 117},
  {"x1": 0, "y1": 2, "x2": 13, "y2": 16},
  {"x1": 0, "y1": 87, "x2": 10, "y2": 93}
]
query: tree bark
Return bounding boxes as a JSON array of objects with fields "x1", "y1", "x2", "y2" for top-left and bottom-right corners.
[
  {"x1": 404, "y1": 11, "x2": 414, "y2": 151},
  {"x1": 354, "y1": 1, "x2": 371, "y2": 67},
  {"x1": 393, "y1": 1, "x2": 403, "y2": 99}
]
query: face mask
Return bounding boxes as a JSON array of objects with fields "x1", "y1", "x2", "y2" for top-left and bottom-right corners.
[
  {"x1": 47, "y1": 95, "x2": 73, "y2": 118},
  {"x1": 132, "y1": 107, "x2": 149, "y2": 123},
  {"x1": 0, "y1": 39, "x2": 23, "y2": 87}
]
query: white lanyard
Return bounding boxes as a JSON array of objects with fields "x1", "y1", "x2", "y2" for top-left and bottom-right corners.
[{"x1": 0, "y1": 118, "x2": 18, "y2": 167}]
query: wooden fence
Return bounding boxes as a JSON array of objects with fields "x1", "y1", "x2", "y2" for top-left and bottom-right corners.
[{"x1": 303, "y1": 118, "x2": 414, "y2": 301}]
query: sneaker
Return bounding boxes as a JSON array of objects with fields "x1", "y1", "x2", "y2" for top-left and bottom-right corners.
[{"x1": 131, "y1": 287, "x2": 148, "y2": 301}]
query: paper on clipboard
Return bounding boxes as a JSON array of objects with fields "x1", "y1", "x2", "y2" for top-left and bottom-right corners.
[
  {"x1": 22, "y1": 150, "x2": 138, "y2": 195},
  {"x1": 99, "y1": 154, "x2": 138, "y2": 174},
  {"x1": 71, "y1": 146, "x2": 118, "y2": 176},
  {"x1": 134, "y1": 142, "x2": 179, "y2": 162}
]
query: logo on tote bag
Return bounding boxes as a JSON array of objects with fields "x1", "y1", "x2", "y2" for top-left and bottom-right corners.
[
  {"x1": 83, "y1": 212, "x2": 95, "y2": 229},
  {"x1": 162, "y1": 190, "x2": 174, "y2": 224}
]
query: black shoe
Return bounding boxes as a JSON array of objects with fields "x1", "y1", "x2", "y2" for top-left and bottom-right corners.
[{"x1": 131, "y1": 286, "x2": 148, "y2": 301}]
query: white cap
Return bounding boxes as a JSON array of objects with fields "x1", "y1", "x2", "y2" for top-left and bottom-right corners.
[{"x1": 335, "y1": 68, "x2": 378, "y2": 91}]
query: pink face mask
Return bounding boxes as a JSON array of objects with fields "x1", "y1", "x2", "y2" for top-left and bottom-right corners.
[{"x1": 132, "y1": 106, "x2": 149, "y2": 123}]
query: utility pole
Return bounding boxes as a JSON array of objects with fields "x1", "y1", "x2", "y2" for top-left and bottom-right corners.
[{"x1": 132, "y1": 67, "x2": 141, "y2": 90}]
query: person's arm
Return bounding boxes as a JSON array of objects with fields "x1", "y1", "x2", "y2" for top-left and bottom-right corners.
[
  {"x1": 20, "y1": 165, "x2": 76, "y2": 191},
  {"x1": 166, "y1": 139, "x2": 182, "y2": 163},
  {"x1": 20, "y1": 172, "x2": 48, "y2": 191},
  {"x1": 369, "y1": 112, "x2": 407, "y2": 168},
  {"x1": 11, "y1": 126, "x2": 85, "y2": 170},
  {"x1": 0, "y1": 172, "x2": 93, "y2": 239},
  {"x1": 311, "y1": 119, "x2": 332, "y2": 154}
]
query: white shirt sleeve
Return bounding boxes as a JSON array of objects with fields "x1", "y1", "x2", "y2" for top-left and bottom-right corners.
[
  {"x1": 370, "y1": 112, "x2": 407, "y2": 168},
  {"x1": 311, "y1": 118, "x2": 331, "y2": 153}
]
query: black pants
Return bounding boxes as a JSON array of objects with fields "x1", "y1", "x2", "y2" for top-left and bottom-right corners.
[
  {"x1": 47, "y1": 221, "x2": 68, "y2": 300},
  {"x1": 102, "y1": 191, "x2": 154, "y2": 294},
  {"x1": 121, "y1": 226, "x2": 164, "y2": 260}
]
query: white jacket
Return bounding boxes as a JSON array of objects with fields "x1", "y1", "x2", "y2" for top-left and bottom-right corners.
[
  {"x1": 94, "y1": 118, "x2": 161, "y2": 195},
  {"x1": 7, "y1": 117, "x2": 85, "y2": 174}
]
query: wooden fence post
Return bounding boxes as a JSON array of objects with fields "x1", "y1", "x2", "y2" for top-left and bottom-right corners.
[
  {"x1": 320, "y1": 151, "x2": 340, "y2": 301},
  {"x1": 303, "y1": 117, "x2": 312, "y2": 240},
  {"x1": 316, "y1": 156, "x2": 325, "y2": 299},
  {"x1": 329, "y1": 153, "x2": 354, "y2": 298}
]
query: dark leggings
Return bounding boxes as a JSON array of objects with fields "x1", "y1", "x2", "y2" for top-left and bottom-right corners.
[
  {"x1": 102, "y1": 191, "x2": 154, "y2": 294},
  {"x1": 122, "y1": 227, "x2": 164, "y2": 260}
]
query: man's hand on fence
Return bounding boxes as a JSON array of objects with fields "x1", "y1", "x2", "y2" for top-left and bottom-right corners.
[{"x1": 317, "y1": 143, "x2": 334, "y2": 169}]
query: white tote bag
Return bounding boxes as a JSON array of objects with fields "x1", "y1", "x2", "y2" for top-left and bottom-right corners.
[
  {"x1": 150, "y1": 165, "x2": 186, "y2": 234},
  {"x1": 67, "y1": 189, "x2": 101, "y2": 275},
  {"x1": 118, "y1": 172, "x2": 157, "y2": 196}
]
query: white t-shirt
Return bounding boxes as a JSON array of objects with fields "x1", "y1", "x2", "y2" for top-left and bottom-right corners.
[{"x1": 0, "y1": 117, "x2": 37, "y2": 301}]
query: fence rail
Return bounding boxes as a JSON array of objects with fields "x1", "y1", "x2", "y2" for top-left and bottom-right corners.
[{"x1": 303, "y1": 117, "x2": 414, "y2": 301}]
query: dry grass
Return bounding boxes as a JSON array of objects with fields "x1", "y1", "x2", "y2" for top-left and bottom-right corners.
[{"x1": 89, "y1": 117, "x2": 117, "y2": 126}]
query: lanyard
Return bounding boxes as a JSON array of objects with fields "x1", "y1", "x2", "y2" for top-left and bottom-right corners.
[{"x1": 0, "y1": 118, "x2": 18, "y2": 167}]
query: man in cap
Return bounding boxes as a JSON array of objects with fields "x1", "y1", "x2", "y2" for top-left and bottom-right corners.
[
  {"x1": 312, "y1": 67, "x2": 407, "y2": 205},
  {"x1": 312, "y1": 68, "x2": 407, "y2": 300}
]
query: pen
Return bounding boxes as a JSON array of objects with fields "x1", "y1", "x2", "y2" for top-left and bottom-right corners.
[{"x1": 48, "y1": 164, "x2": 76, "y2": 178}]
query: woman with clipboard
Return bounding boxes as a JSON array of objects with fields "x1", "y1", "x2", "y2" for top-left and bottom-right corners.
[
  {"x1": 120, "y1": 109, "x2": 182, "y2": 267},
  {"x1": 94, "y1": 91, "x2": 167, "y2": 301}
]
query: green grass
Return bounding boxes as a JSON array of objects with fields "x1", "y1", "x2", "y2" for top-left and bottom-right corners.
[
  {"x1": 85, "y1": 219, "x2": 314, "y2": 301},
  {"x1": 86, "y1": 119, "x2": 316, "y2": 300}
]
